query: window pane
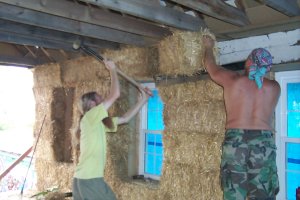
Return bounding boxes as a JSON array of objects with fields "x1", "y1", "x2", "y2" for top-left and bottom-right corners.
[
  {"x1": 144, "y1": 132, "x2": 163, "y2": 176},
  {"x1": 145, "y1": 154, "x2": 155, "y2": 174},
  {"x1": 155, "y1": 134, "x2": 163, "y2": 154},
  {"x1": 146, "y1": 133, "x2": 156, "y2": 153},
  {"x1": 155, "y1": 155, "x2": 163, "y2": 175},
  {"x1": 287, "y1": 83, "x2": 300, "y2": 111},
  {"x1": 286, "y1": 143, "x2": 300, "y2": 200},
  {"x1": 287, "y1": 82, "x2": 300, "y2": 138},
  {"x1": 147, "y1": 89, "x2": 164, "y2": 131},
  {"x1": 141, "y1": 85, "x2": 164, "y2": 178}
]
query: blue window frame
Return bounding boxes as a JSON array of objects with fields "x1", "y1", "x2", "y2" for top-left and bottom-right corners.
[
  {"x1": 275, "y1": 70, "x2": 300, "y2": 200},
  {"x1": 139, "y1": 83, "x2": 164, "y2": 179}
]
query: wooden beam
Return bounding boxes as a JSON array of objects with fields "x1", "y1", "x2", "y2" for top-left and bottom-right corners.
[
  {"x1": 217, "y1": 29, "x2": 300, "y2": 65},
  {"x1": 154, "y1": 71, "x2": 209, "y2": 86},
  {"x1": 0, "y1": 147, "x2": 33, "y2": 181},
  {"x1": 13, "y1": 45, "x2": 32, "y2": 58},
  {"x1": 216, "y1": 17, "x2": 300, "y2": 41},
  {"x1": 154, "y1": 63, "x2": 245, "y2": 86},
  {"x1": 78, "y1": 0, "x2": 206, "y2": 31},
  {"x1": 272, "y1": 62, "x2": 300, "y2": 72},
  {"x1": 264, "y1": 0, "x2": 300, "y2": 16},
  {"x1": 0, "y1": 0, "x2": 171, "y2": 39},
  {"x1": 0, "y1": 54, "x2": 46, "y2": 67},
  {"x1": 0, "y1": 3, "x2": 158, "y2": 46},
  {"x1": 170, "y1": 0, "x2": 250, "y2": 26},
  {"x1": 234, "y1": 0, "x2": 246, "y2": 12},
  {"x1": 24, "y1": 45, "x2": 38, "y2": 58},
  {"x1": 41, "y1": 47, "x2": 55, "y2": 63},
  {"x1": 0, "y1": 19, "x2": 119, "y2": 50},
  {"x1": 0, "y1": 31, "x2": 77, "y2": 51}
]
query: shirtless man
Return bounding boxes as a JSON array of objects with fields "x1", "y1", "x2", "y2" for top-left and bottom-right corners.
[{"x1": 202, "y1": 35, "x2": 281, "y2": 200}]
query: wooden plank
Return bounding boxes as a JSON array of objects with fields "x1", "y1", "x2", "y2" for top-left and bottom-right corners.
[
  {"x1": 216, "y1": 17, "x2": 300, "y2": 41},
  {"x1": 264, "y1": 0, "x2": 300, "y2": 16},
  {"x1": 0, "y1": 19, "x2": 119, "y2": 50},
  {"x1": 155, "y1": 72, "x2": 209, "y2": 86},
  {"x1": 0, "y1": 55, "x2": 41, "y2": 67},
  {"x1": 23, "y1": 46, "x2": 38, "y2": 58},
  {"x1": 217, "y1": 29, "x2": 300, "y2": 65},
  {"x1": 0, "y1": 3, "x2": 158, "y2": 47},
  {"x1": 79, "y1": 0, "x2": 206, "y2": 31},
  {"x1": 0, "y1": 30, "x2": 79, "y2": 51},
  {"x1": 170, "y1": 0, "x2": 250, "y2": 26},
  {"x1": 272, "y1": 62, "x2": 300, "y2": 72},
  {"x1": 0, "y1": 147, "x2": 32, "y2": 181},
  {"x1": 0, "y1": 0, "x2": 171, "y2": 39}
]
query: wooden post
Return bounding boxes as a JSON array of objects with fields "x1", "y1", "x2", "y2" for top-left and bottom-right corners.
[{"x1": 0, "y1": 146, "x2": 33, "y2": 180}]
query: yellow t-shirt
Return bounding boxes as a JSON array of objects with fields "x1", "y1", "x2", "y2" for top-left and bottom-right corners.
[{"x1": 74, "y1": 104, "x2": 117, "y2": 179}]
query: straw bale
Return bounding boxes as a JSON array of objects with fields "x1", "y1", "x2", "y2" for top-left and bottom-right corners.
[
  {"x1": 162, "y1": 100, "x2": 225, "y2": 133},
  {"x1": 103, "y1": 46, "x2": 158, "y2": 79},
  {"x1": 61, "y1": 57, "x2": 110, "y2": 86},
  {"x1": 204, "y1": 80, "x2": 224, "y2": 101},
  {"x1": 33, "y1": 63, "x2": 62, "y2": 87},
  {"x1": 105, "y1": 125, "x2": 131, "y2": 179},
  {"x1": 163, "y1": 131, "x2": 223, "y2": 170},
  {"x1": 158, "y1": 80, "x2": 223, "y2": 103},
  {"x1": 157, "y1": 80, "x2": 225, "y2": 133},
  {"x1": 35, "y1": 139, "x2": 55, "y2": 160},
  {"x1": 158, "y1": 29, "x2": 218, "y2": 76},
  {"x1": 161, "y1": 163, "x2": 222, "y2": 200},
  {"x1": 35, "y1": 159, "x2": 73, "y2": 192},
  {"x1": 111, "y1": 181, "x2": 159, "y2": 200},
  {"x1": 32, "y1": 32, "x2": 228, "y2": 199}
]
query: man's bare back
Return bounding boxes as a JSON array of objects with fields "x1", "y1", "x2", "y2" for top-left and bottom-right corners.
[
  {"x1": 202, "y1": 35, "x2": 281, "y2": 199},
  {"x1": 202, "y1": 35, "x2": 281, "y2": 130},
  {"x1": 223, "y1": 73, "x2": 280, "y2": 130}
]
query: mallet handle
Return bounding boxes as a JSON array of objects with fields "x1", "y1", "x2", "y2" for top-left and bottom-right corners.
[{"x1": 80, "y1": 45, "x2": 152, "y2": 96}]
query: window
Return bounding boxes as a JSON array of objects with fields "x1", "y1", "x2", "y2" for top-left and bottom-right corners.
[
  {"x1": 139, "y1": 83, "x2": 164, "y2": 180},
  {"x1": 275, "y1": 70, "x2": 300, "y2": 200}
]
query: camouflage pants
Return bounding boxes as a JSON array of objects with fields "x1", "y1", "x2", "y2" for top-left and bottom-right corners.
[{"x1": 221, "y1": 129, "x2": 279, "y2": 200}]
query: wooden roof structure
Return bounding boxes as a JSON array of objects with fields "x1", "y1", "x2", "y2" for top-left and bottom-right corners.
[{"x1": 0, "y1": 0, "x2": 299, "y2": 68}]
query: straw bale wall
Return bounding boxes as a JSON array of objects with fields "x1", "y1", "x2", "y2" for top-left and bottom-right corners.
[
  {"x1": 158, "y1": 29, "x2": 217, "y2": 75},
  {"x1": 32, "y1": 31, "x2": 226, "y2": 200}
]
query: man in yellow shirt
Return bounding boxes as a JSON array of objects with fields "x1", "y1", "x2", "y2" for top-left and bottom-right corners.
[{"x1": 73, "y1": 59, "x2": 151, "y2": 200}]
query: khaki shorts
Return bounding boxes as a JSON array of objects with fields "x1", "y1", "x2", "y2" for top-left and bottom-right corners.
[
  {"x1": 221, "y1": 129, "x2": 279, "y2": 200},
  {"x1": 72, "y1": 177, "x2": 117, "y2": 200}
]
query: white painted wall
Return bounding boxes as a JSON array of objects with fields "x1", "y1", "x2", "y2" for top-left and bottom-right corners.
[{"x1": 217, "y1": 29, "x2": 300, "y2": 65}]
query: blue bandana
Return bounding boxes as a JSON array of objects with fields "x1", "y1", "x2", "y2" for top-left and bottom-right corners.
[{"x1": 246, "y1": 48, "x2": 272, "y2": 89}]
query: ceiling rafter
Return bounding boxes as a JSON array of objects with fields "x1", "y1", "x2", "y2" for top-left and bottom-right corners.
[
  {"x1": 78, "y1": 0, "x2": 206, "y2": 30},
  {"x1": 0, "y1": 31, "x2": 76, "y2": 51},
  {"x1": 40, "y1": 47, "x2": 55, "y2": 63},
  {"x1": 0, "y1": 0, "x2": 172, "y2": 39},
  {"x1": 0, "y1": 3, "x2": 158, "y2": 47},
  {"x1": 0, "y1": 54, "x2": 44, "y2": 67},
  {"x1": 23, "y1": 46, "x2": 38, "y2": 58},
  {"x1": 0, "y1": 0, "x2": 298, "y2": 68},
  {"x1": 0, "y1": 19, "x2": 119, "y2": 51},
  {"x1": 169, "y1": 0, "x2": 250, "y2": 26},
  {"x1": 263, "y1": 0, "x2": 300, "y2": 16}
]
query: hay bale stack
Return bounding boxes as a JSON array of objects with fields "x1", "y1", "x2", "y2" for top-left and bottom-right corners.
[
  {"x1": 158, "y1": 29, "x2": 217, "y2": 75},
  {"x1": 158, "y1": 81, "x2": 225, "y2": 133},
  {"x1": 32, "y1": 28, "x2": 226, "y2": 200},
  {"x1": 103, "y1": 46, "x2": 158, "y2": 80},
  {"x1": 154, "y1": 80, "x2": 225, "y2": 200},
  {"x1": 61, "y1": 56, "x2": 110, "y2": 87},
  {"x1": 33, "y1": 63, "x2": 62, "y2": 87}
]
